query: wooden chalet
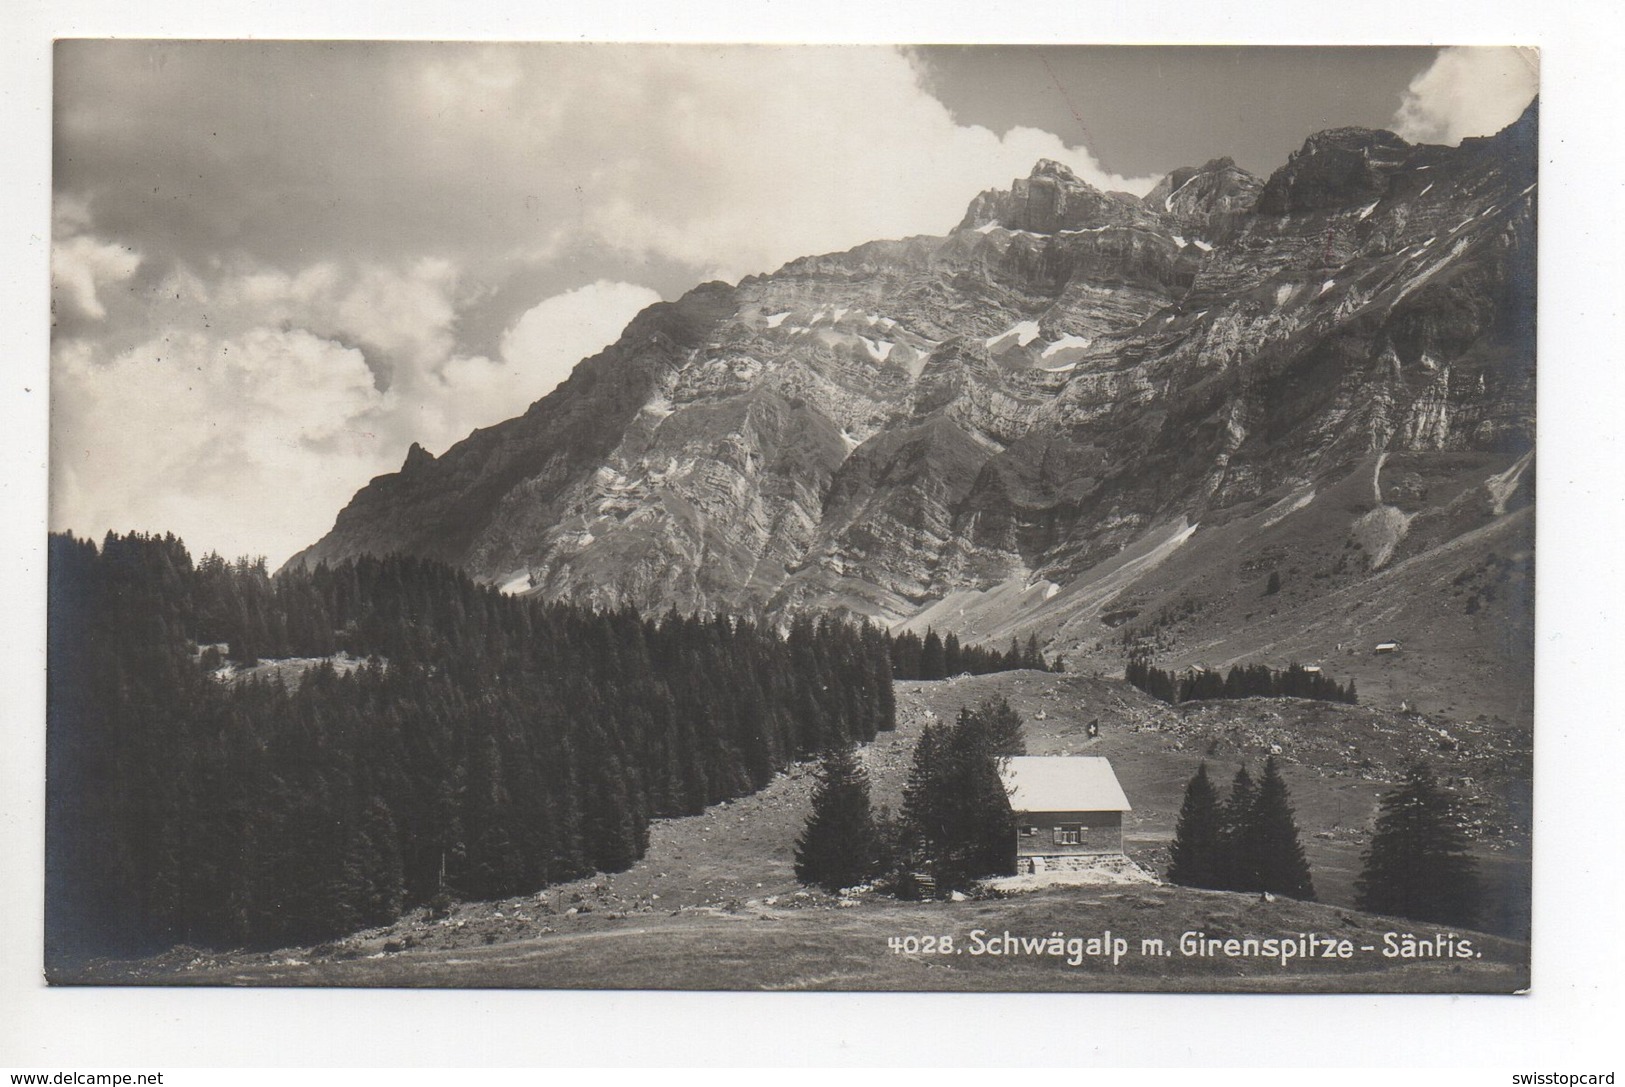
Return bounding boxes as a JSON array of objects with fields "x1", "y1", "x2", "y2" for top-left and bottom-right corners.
[{"x1": 1000, "y1": 755, "x2": 1132, "y2": 875}]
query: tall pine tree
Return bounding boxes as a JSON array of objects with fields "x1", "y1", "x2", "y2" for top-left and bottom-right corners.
[
  {"x1": 901, "y1": 708, "x2": 1015, "y2": 891},
  {"x1": 1168, "y1": 762, "x2": 1225, "y2": 889},
  {"x1": 1219, "y1": 765, "x2": 1259, "y2": 891},
  {"x1": 1247, "y1": 756, "x2": 1316, "y2": 900},
  {"x1": 1355, "y1": 763, "x2": 1480, "y2": 925},
  {"x1": 793, "y1": 745, "x2": 879, "y2": 893},
  {"x1": 973, "y1": 695, "x2": 1027, "y2": 756},
  {"x1": 921, "y1": 630, "x2": 947, "y2": 680}
]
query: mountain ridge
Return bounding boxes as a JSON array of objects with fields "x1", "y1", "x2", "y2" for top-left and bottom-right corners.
[{"x1": 286, "y1": 101, "x2": 1537, "y2": 714}]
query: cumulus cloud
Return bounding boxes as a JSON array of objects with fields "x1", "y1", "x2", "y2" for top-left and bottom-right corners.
[
  {"x1": 207, "y1": 258, "x2": 461, "y2": 383},
  {"x1": 52, "y1": 327, "x2": 390, "y2": 564},
  {"x1": 416, "y1": 280, "x2": 664, "y2": 451},
  {"x1": 51, "y1": 43, "x2": 1159, "y2": 563},
  {"x1": 56, "y1": 43, "x2": 1154, "y2": 287},
  {"x1": 493, "y1": 281, "x2": 662, "y2": 405},
  {"x1": 476, "y1": 46, "x2": 1161, "y2": 281},
  {"x1": 52, "y1": 233, "x2": 140, "y2": 321},
  {"x1": 1392, "y1": 47, "x2": 1539, "y2": 145},
  {"x1": 50, "y1": 263, "x2": 664, "y2": 563}
]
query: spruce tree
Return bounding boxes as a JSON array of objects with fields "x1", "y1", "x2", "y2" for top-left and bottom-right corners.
[
  {"x1": 1355, "y1": 763, "x2": 1480, "y2": 925},
  {"x1": 900, "y1": 710, "x2": 1015, "y2": 891},
  {"x1": 921, "y1": 630, "x2": 947, "y2": 680},
  {"x1": 942, "y1": 706, "x2": 1016, "y2": 885},
  {"x1": 1218, "y1": 764, "x2": 1258, "y2": 891},
  {"x1": 794, "y1": 744, "x2": 879, "y2": 892},
  {"x1": 974, "y1": 695, "x2": 1027, "y2": 756},
  {"x1": 1248, "y1": 756, "x2": 1316, "y2": 900},
  {"x1": 1168, "y1": 762, "x2": 1224, "y2": 889},
  {"x1": 900, "y1": 721, "x2": 948, "y2": 879}
]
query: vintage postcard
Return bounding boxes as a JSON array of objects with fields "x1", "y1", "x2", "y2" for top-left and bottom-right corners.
[{"x1": 45, "y1": 42, "x2": 1537, "y2": 995}]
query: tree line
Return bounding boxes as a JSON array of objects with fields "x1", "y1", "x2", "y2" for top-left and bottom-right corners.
[
  {"x1": 1167, "y1": 758, "x2": 1316, "y2": 900},
  {"x1": 122, "y1": 540, "x2": 1045, "y2": 687},
  {"x1": 1169, "y1": 758, "x2": 1482, "y2": 925},
  {"x1": 1126, "y1": 655, "x2": 1357, "y2": 705},
  {"x1": 794, "y1": 696, "x2": 1026, "y2": 895},
  {"x1": 46, "y1": 531, "x2": 896, "y2": 959},
  {"x1": 888, "y1": 629, "x2": 1058, "y2": 681}
]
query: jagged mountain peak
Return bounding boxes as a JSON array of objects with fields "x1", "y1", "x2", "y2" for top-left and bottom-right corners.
[
  {"x1": 1255, "y1": 126, "x2": 1415, "y2": 215},
  {"x1": 1028, "y1": 158, "x2": 1087, "y2": 183},
  {"x1": 955, "y1": 159, "x2": 1148, "y2": 235},
  {"x1": 1299, "y1": 125, "x2": 1410, "y2": 153},
  {"x1": 401, "y1": 441, "x2": 435, "y2": 473},
  {"x1": 1143, "y1": 156, "x2": 1264, "y2": 222},
  {"x1": 290, "y1": 108, "x2": 1535, "y2": 710}
]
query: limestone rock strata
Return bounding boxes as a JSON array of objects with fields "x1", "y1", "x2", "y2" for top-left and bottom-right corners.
[{"x1": 288, "y1": 102, "x2": 1537, "y2": 649}]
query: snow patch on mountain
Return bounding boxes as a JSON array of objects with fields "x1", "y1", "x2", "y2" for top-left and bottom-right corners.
[
  {"x1": 986, "y1": 320, "x2": 1042, "y2": 351},
  {"x1": 860, "y1": 337, "x2": 895, "y2": 362},
  {"x1": 1042, "y1": 334, "x2": 1093, "y2": 358},
  {"x1": 1163, "y1": 173, "x2": 1200, "y2": 212}
]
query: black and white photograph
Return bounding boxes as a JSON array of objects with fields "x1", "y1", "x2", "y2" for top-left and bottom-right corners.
[
  {"x1": 40, "y1": 39, "x2": 1541, "y2": 996},
  {"x1": 11, "y1": 6, "x2": 1625, "y2": 1070}
]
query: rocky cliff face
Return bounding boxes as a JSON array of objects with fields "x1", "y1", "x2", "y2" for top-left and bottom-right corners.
[
  {"x1": 288, "y1": 102, "x2": 1536, "y2": 710},
  {"x1": 1142, "y1": 156, "x2": 1266, "y2": 225}
]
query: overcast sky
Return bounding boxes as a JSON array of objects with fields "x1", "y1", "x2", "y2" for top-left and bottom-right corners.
[{"x1": 49, "y1": 43, "x2": 1538, "y2": 566}]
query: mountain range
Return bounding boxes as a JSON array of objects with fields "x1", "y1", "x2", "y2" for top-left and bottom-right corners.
[{"x1": 287, "y1": 101, "x2": 1537, "y2": 720}]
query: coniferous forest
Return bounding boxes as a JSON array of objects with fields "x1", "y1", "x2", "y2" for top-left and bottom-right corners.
[
  {"x1": 1125, "y1": 655, "x2": 1357, "y2": 706},
  {"x1": 46, "y1": 531, "x2": 897, "y2": 960},
  {"x1": 887, "y1": 628, "x2": 1056, "y2": 680}
]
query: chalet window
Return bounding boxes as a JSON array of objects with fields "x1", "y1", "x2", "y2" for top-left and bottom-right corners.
[
  {"x1": 1022, "y1": 825, "x2": 1039, "y2": 837},
  {"x1": 1053, "y1": 825, "x2": 1082, "y2": 846}
]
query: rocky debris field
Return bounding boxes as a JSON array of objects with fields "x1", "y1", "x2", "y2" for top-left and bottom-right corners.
[{"x1": 1165, "y1": 699, "x2": 1530, "y2": 846}]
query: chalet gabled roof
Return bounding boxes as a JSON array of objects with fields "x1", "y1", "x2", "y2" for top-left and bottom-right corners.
[{"x1": 999, "y1": 755, "x2": 1131, "y2": 813}]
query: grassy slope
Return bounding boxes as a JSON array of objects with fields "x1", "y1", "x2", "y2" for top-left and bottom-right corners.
[
  {"x1": 63, "y1": 671, "x2": 1530, "y2": 992},
  {"x1": 90, "y1": 887, "x2": 1528, "y2": 993},
  {"x1": 898, "y1": 454, "x2": 1534, "y2": 727}
]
